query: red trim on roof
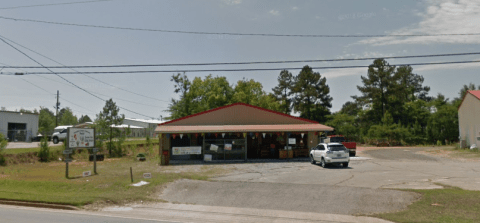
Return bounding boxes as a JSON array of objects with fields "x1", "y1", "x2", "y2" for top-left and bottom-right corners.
[
  {"x1": 158, "y1": 102, "x2": 318, "y2": 126},
  {"x1": 458, "y1": 90, "x2": 480, "y2": 110}
]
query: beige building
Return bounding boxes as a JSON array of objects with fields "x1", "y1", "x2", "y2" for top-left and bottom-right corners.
[
  {"x1": 458, "y1": 90, "x2": 480, "y2": 148},
  {"x1": 155, "y1": 103, "x2": 333, "y2": 163}
]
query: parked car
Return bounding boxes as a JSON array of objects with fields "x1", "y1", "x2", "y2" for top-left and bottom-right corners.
[
  {"x1": 310, "y1": 143, "x2": 350, "y2": 168},
  {"x1": 324, "y1": 135, "x2": 357, "y2": 156},
  {"x1": 51, "y1": 125, "x2": 72, "y2": 144}
]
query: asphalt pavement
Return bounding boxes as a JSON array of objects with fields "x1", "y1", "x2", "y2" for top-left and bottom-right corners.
[{"x1": 0, "y1": 205, "x2": 175, "y2": 223}]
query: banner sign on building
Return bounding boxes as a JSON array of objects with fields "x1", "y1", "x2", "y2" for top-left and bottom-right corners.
[
  {"x1": 172, "y1": 146, "x2": 202, "y2": 155},
  {"x1": 68, "y1": 128, "x2": 95, "y2": 149}
]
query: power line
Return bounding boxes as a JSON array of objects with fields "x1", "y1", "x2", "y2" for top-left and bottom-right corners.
[
  {"x1": 0, "y1": 34, "x2": 170, "y2": 103},
  {"x1": 2, "y1": 15, "x2": 480, "y2": 38},
  {"x1": 10, "y1": 60, "x2": 480, "y2": 75},
  {"x1": 0, "y1": 0, "x2": 113, "y2": 10},
  {"x1": 0, "y1": 36, "x2": 156, "y2": 119},
  {"x1": 3, "y1": 52, "x2": 480, "y2": 69}
]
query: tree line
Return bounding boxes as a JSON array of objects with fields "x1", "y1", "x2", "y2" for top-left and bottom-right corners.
[{"x1": 168, "y1": 59, "x2": 479, "y2": 145}]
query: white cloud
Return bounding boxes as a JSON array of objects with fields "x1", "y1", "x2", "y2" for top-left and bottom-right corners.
[
  {"x1": 269, "y1": 9, "x2": 280, "y2": 16},
  {"x1": 222, "y1": 0, "x2": 242, "y2": 5},
  {"x1": 358, "y1": 0, "x2": 480, "y2": 45},
  {"x1": 320, "y1": 68, "x2": 366, "y2": 79},
  {"x1": 292, "y1": 6, "x2": 299, "y2": 11}
]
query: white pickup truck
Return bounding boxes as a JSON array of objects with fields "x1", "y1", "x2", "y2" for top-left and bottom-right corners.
[
  {"x1": 310, "y1": 143, "x2": 350, "y2": 168},
  {"x1": 51, "y1": 125, "x2": 72, "y2": 144}
]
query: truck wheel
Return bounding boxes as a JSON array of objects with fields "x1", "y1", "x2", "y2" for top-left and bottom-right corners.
[
  {"x1": 343, "y1": 162, "x2": 349, "y2": 168},
  {"x1": 53, "y1": 137, "x2": 59, "y2": 144},
  {"x1": 350, "y1": 152, "x2": 356, "y2": 157},
  {"x1": 310, "y1": 155, "x2": 316, "y2": 164},
  {"x1": 320, "y1": 158, "x2": 327, "y2": 168}
]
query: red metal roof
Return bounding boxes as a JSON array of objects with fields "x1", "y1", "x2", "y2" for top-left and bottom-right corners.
[
  {"x1": 159, "y1": 102, "x2": 318, "y2": 126},
  {"x1": 470, "y1": 90, "x2": 480, "y2": 100},
  {"x1": 156, "y1": 124, "x2": 333, "y2": 133},
  {"x1": 458, "y1": 90, "x2": 480, "y2": 110}
]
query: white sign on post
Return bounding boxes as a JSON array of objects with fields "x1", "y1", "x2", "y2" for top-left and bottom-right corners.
[
  {"x1": 83, "y1": 171, "x2": 92, "y2": 177},
  {"x1": 68, "y1": 128, "x2": 95, "y2": 149}
]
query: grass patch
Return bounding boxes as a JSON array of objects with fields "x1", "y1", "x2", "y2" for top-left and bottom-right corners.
[
  {"x1": 373, "y1": 186, "x2": 480, "y2": 223},
  {"x1": 4, "y1": 145, "x2": 64, "y2": 155},
  {"x1": 0, "y1": 158, "x2": 229, "y2": 207},
  {"x1": 425, "y1": 146, "x2": 480, "y2": 160}
]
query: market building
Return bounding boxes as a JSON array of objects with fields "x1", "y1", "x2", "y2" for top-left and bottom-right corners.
[
  {"x1": 0, "y1": 111, "x2": 39, "y2": 142},
  {"x1": 458, "y1": 90, "x2": 480, "y2": 148},
  {"x1": 155, "y1": 103, "x2": 334, "y2": 164}
]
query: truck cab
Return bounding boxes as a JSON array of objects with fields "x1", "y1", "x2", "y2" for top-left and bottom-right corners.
[{"x1": 51, "y1": 125, "x2": 72, "y2": 144}]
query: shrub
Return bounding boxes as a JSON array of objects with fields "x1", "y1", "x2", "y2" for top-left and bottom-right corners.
[
  {"x1": 38, "y1": 137, "x2": 50, "y2": 162},
  {"x1": 436, "y1": 140, "x2": 443, "y2": 146},
  {"x1": 0, "y1": 133, "x2": 7, "y2": 166}
]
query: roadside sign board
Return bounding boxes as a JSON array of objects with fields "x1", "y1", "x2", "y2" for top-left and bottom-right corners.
[
  {"x1": 83, "y1": 171, "x2": 92, "y2": 177},
  {"x1": 67, "y1": 128, "x2": 95, "y2": 149}
]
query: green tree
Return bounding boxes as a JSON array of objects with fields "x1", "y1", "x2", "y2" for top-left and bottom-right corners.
[
  {"x1": 272, "y1": 70, "x2": 294, "y2": 114},
  {"x1": 326, "y1": 113, "x2": 358, "y2": 140},
  {"x1": 188, "y1": 75, "x2": 233, "y2": 114},
  {"x1": 38, "y1": 107, "x2": 55, "y2": 135},
  {"x1": 291, "y1": 65, "x2": 332, "y2": 123},
  {"x1": 232, "y1": 79, "x2": 282, "y2": 112},
  {"x1": 426, "y1": 95, "x2": 458, "y2": 144},
  {"x1": 78, "y1": 115, "x2": 92, "y2": 123},
  {"x1": 354, "y1": 59, "x2": 398, "y2": 124},
  {"x1": 168, "y1": 73, "x2": 192, "y2": 120},
  {"x1": 95, "y1": 99, "x2": 125, "y2": 157},
  {"x1": 59, "y1": 108, "x2": 78, "y2": 126},
  {"x1": 38, "y1": 136, "x2": 50, "y2": 162}
]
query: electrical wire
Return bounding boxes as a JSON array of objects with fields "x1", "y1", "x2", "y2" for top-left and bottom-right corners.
[
  {"x1": 0, "y1": 0, "x2": 113, "y2": 10},
  {"x1": 10, "y1": 60, "x2": 480, "y2": 75},
  {"x1": 0, "y1": 36, "x2": 156, "y2": 119},
  {"x1": 4, "y1": 52, "x2": 480, "y2": 69},
  {"x1": 0, "y1": 34, "x2": 170, "y2": 103},
  {"x1": 2, "y1": 16, "x2": 480, "y2": 38}
]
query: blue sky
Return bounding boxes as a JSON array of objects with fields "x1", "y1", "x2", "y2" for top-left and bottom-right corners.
[{"x1": 1, "y1": 0, "x2": 479, "y2": 120}]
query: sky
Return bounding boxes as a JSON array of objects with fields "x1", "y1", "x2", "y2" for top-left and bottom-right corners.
[{"x1": 0, "y1": 0, "x2": 479, "y2": 121}]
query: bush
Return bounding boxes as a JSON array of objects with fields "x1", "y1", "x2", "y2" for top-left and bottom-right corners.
[
  {"x1": 436, "y1": 140, "x2": 443, "y2": 146},
  {"x1": 0, "y1": 133, "x2": 7, "y2": 166},
  {"x1": 38, "y1": 137, "x2": 50, "y2": 162}
]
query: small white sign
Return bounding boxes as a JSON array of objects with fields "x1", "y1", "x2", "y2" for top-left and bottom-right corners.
[
  {"x1": 289, "y1": 138, "x2": 296, "y2": 145},
  {"x1": 68, "y1": 128, "x2": 95, "y2": 149},
  {"x1": 204, "y1": 154, "x2": 212, "y2": 161},
  {"x1": 83, "y1": 171, "x2": 91, "y2": 177},
  {"x1": 172, "y1": 146, "x2": 202, "y2": 155},
  {"x1": 143, "y1": 173, "x2": 152, "y2": 179}
]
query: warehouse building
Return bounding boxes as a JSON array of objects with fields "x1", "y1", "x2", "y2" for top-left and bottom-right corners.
[
  {"x1": 458, "y1": 90, "x2": 480, "y2": 148},
  {"x1": 123, "y1": 118, "x2": 164, "y2": 137},
  {"x1": 155, "y1": 103, "x2": 333, "y2": 164},
  {"x1": 0, "y1": 111, "x2": 39, "y2": 142}
]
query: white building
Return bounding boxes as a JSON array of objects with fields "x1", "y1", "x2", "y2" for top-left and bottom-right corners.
[
  {"x1": 123, "y1": 118, "x2": 164, "y2": 137},
  {"x1": 458, "y1": 90, "x2": 480, "y2": 148},
  {"x1": 0, "y1": 111, "x2": 39, "y2": 142}
]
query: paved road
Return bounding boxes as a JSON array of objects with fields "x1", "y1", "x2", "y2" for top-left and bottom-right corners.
[{"x1": 0, "y1": 205, "x2": 175, "y2": 223}]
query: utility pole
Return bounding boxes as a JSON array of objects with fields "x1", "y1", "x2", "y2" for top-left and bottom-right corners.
[{"x1": 55, "y1": 90, "x2": 60, "y2": 127}]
